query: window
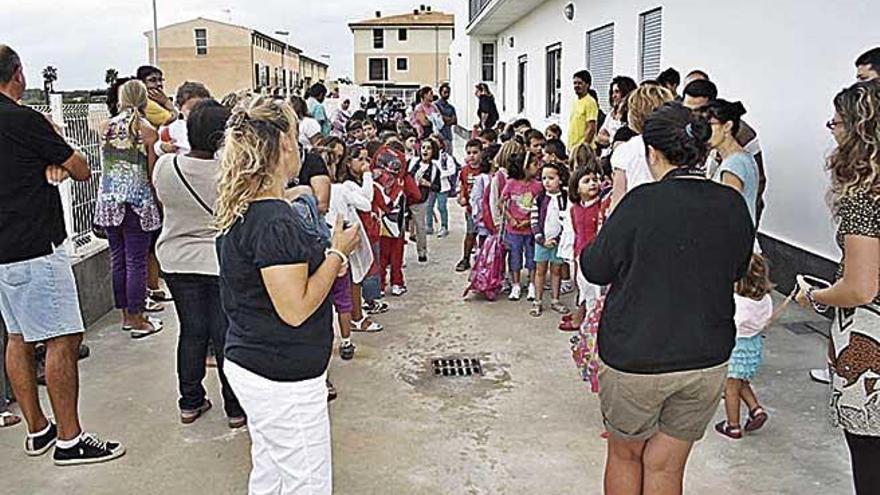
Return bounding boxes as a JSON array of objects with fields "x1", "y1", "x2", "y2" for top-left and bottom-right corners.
[
  {"x1": 396, "y1": 57, "x2": 409, "y2": 72},
  {"x1": 517, "y1": 55, "x2": 528, "y2": 114},
  {"x1": 501, "y1": 61, "x2": 507, "y2": 112},
  {"x1": 546, "y1": 43, "x2": 562, "y2": 117},
  {"x1": 195, "y1": 28, "x2": 207, "y2": 55},
  {"x1": 262, "y1": 66, "x2": 270, "y2": 87},
  {"x1": 369, "y1": 58, "x2": 388, "y2": 81},
  {"x1": 398, "y1": 29, "x2": 408, "y2": 41},
  {"x1": 586, "y1": 24, "x2": 615, "y2": 110},
  {"x1": 254, "y1": 63, "x2": 261, "y2": 88},
  {"x1": 639, "y1": 8, "x2": 663, "y2": 81},
  {"x1": 373, "y1": 29, "x2": 384, "y2": 49},
  {"x1": 481, "y1": 42, "x2": 496, "y2": 82}
]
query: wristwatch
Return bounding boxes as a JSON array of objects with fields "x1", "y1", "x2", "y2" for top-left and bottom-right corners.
[{"x1": 805, "y1": 286, "x2": 829, "y2": 313}]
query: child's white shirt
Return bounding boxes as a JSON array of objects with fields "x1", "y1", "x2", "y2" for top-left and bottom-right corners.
[
  {"x1": 733, "y1": 294, "x2": 773, "y2": 338},
  {"x1": 327, "y1": 175, "x2": 374, "y2": 228}
]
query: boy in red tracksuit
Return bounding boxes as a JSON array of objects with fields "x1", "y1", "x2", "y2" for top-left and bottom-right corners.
[
  {"x1": 455, "y1": 139, "x2": 484, "y2": 272},
  {"x1": 373, "y1": 145, "x2": 420, "y2": 297}
]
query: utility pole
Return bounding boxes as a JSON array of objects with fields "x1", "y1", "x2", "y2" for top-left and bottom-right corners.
[{"x1": 151, "y1": 0, "x2": 159, "y2": 66}]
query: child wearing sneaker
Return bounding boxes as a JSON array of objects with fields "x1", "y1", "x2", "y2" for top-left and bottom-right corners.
[
  {"x1": 530, "y1": 161, "x2": 570, "y2": 316},
  {"x1": 501, "y1": 152, "x2": 542, "y2": 301},
  {"x1": 456, "y1": 139, "x2": 484, "y2": 271},
  {"x1": 715, "y1": 253, "x2": 774, "y2": 439}
]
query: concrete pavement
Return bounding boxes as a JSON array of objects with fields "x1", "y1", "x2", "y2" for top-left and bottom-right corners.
[{"x1": 0, "y1": 203, "x2": 854, "y2": 494}]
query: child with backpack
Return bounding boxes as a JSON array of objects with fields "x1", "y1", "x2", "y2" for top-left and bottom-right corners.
[
  {"x1": 470, "y1": 145, "x2": 500, "y2": 249},
  {"x1": 456, "y1": 139, "x2": 484, "y2": 272},
  {"x1": 375, "y1": 144, "x2": 420, "y2": 297},
  {"x1": 501, "y1": 152, "x2": 543, "y2": 301},
  {"x1": 427, "y1": 138, "x2": 458, "y2": 238}
]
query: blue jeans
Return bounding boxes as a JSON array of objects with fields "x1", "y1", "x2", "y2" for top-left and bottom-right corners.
[
  {"x1": 426, "y1": 192, "x2": 449, "y2": 231},
  {"x1": 504, "y1": 232, "x2": 536, "y2": 274}
]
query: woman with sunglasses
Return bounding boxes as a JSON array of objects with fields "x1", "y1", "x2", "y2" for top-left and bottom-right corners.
[
  {"x1": 703, "y1": 99, "x2": 760, "y2": 225},
  {"x1": 796, "y1": 80, "x2": 880, "y2": 495}
]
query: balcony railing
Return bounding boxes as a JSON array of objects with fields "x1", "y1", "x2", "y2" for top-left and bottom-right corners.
[{"x1": 469, "y1": 0, "x2": 493, "y2": 24}]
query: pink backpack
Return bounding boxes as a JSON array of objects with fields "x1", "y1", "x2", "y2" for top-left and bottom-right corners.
[{"x1": 462, "y1": 232, "x2": 507, "y2": 301}]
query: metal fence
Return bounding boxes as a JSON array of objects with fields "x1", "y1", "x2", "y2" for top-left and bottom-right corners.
[{"x1": 33, "y1": 97, "x2": 109, "y2": 257}]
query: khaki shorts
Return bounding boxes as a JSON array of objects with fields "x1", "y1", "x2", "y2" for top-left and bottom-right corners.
[{"x1": 598, "y1": 362, "x2": 727, "y2": 442}]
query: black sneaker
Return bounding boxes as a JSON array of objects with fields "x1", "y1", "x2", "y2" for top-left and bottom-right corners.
[
  {"x1": 455, "y1": 259, "x2": 470, "y2": 272},
  {"x1": 418, "y1": 255, "x2": 428, "y2": 263},
  {"x1": 340, "y1": 342, "x2": 356, "y2": 360},
  {"x1": 25, "y1": 421, "x2": 57, "y2": 456},
  {"x1": 53, "y1": 433, "x2": 125, "y2": 466}
]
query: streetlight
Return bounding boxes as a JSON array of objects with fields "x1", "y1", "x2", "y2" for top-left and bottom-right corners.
[
  {"x1": 275, "y1": 30, "x2": 290, "y2": 96},
  {"x1": 151, "y1": 0, "x2": 159, "y2": 66}
]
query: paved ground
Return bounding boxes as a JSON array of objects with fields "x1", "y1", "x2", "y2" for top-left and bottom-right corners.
[{"x1": 0, "y1": 208, "x2": 855, "y2": 494}]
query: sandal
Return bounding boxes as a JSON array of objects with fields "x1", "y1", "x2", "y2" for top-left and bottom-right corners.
[
  {"x1": 744, "y1": 406, "x2": 769, "y2": 432},
  {"x1": 351, "y1": 316, "x2": 384, "y2": 333},
  {"x1": 131, "y1": 317, "x2": 163, "y2": 339},
  {"x1": 714, "y1": 421, "x2": 743, "y2": 439},
  {"x1": 148, "y1": 289, "x2": 172, "y2": 302},
  {"x1": 530, "y1": 302, "x2": 543, "y2": 317},
  {"x1": 363, "y1": 300, "x2": 389, "y2": 315},
  {"x1": 0, "y1": 410, "x2": 22, "y2": 428},
  {"x1": 180, "y1": 399, "x2": 212, "y2": 424},
  {"x1": 558, "y1": 319, "x2": 580, "y2": 332},
  {"x1": 550, "y1": 300, "x2": 570, "y2": 315},
  {"x1": 144, "y1": 297, "x2": 164, "y2": 313}
]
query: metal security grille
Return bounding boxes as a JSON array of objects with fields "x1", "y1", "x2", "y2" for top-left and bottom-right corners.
[
  {"x1": 639, "y1": 8, "x2": 663, "y2": 81},
  {"x1": 586, "y1": 23, "x2": 615, "y2": 111},
  {"x1": 432, "y1": 358, "x2": 483, "y2": 377}
]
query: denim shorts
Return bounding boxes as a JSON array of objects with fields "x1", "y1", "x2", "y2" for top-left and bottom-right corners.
[
  {"x1": 0, "y1": 245, "x2": 85, "y2": 343},
  {"x1": 504, "y1": 232, "x2": 536, "y2": 273},
  {"x1": 534, "y1": 244, "x2": 564, "y2": 265}
]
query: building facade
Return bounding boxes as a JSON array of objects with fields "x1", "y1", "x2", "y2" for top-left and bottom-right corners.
[
  {"x1": 450, "y1": 0, "x2": 877, "y2": 292},
  {"x1": 349, "y1": 6, "x2": 454, "y2": 93},
  {"x1": 145, "y1": 17, "x2": 328, "y2": 98}
]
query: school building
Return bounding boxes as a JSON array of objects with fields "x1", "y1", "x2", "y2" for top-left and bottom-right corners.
[
  {"x1": 449, "y1": 0, "x2": 877, "y2": 293},
  {"x1": 145, "y1": 17, "x2": 328, "y2": 98}
]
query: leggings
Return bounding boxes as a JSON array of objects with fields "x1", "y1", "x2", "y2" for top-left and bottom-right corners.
[{"x1": 845, "y1": 430, "x2": 880, "y2": 494}]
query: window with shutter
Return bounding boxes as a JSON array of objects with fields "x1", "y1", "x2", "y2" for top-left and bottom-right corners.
[
  {"x1": 639, "y1": 8, "x2": 663, "y2": 81},
  {"x1": 517, "y1": 55, "x2": 528, "y2": 114},
  {"x1": 545, "y1": 43, "x2": 562, "y2": 117},
  {"x1": 586, "y1": 24, "x2": 614, "y2": 110}
]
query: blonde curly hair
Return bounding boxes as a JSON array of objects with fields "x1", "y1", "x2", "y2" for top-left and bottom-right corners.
[
  {"x1": 214, "y1": 96, "x2": 299, "y2": 231},
  {"x1": 828, "y1": 80, "x2": 880, "y2": 210},
  {"x1": 627, "y1": 84, "x2": 675, "y2": 134}
]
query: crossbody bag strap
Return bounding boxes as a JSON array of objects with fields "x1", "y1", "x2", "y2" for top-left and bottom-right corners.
[{"x1": 173, "y1": 156, "x2": 214, "y2": 216}]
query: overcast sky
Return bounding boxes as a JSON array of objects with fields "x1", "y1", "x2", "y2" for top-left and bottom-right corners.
[{"x1": 2, "y1": 0, "x2": 458, "y2": 90}]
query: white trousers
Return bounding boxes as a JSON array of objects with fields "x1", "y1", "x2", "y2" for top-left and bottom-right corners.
[{"x1": 225, "y1": 360, "x2": 332, "y2": 495}]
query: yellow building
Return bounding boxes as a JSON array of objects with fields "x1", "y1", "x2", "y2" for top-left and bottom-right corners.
[
  {"x1": 145, "y1": 17, "x2": 328, "y2": 98},
  {"x1": 349, "y1": 6, "x2": 454, "y2": 92}
]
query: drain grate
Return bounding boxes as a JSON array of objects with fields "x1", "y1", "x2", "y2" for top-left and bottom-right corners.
[{"x1": 432, "y1": 357, "x2": 483, "y2": 377}]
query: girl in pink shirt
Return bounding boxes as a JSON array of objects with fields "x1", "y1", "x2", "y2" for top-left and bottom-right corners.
[{"x1": 501, "y1": 152, "x2": 543, "y2": 301}]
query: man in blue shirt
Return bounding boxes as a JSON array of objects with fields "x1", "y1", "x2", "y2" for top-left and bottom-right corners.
[{"x1": 435, "y1": 83, "x2": 458, "y2": 154}]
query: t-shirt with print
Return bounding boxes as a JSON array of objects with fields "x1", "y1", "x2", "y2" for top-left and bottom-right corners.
[
  {"x1": 502, "y1": 179, "x2": 543, "y2": 235},
  {"x1": 713, "y1": 152, "x2": 759, "y2": 225},
  {"x1": 611, "y1": 135, "x2": 653, "y2": 194},
  {"x1": 836, "y1": 192, "x2": 880, "y2": 305},
  {"x1": 459, "y1": 165, "x2": 481, "y2": 212},
  {"x1": 568, "y1": 94, "x2": 599, "y2": 149},
  {"x1": 0, "y1": 93, "x2": 74, "y2": 264},
  {"x1": 218, "y1": 199, "x2": 333, "y2": 382}
]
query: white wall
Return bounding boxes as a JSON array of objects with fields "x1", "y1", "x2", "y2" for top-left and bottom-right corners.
[{"x1": 454, "y1": 0, "x2": 878, "y2": 261}]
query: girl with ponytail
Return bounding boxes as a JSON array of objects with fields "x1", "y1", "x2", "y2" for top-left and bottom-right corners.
[{"x1": 95, "y1": 79, "x2": 163, "y2": 338}]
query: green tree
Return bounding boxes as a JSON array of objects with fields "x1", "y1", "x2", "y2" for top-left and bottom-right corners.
[{"x1": 105, "y1": 68, "x2": 118, "y2": 86}]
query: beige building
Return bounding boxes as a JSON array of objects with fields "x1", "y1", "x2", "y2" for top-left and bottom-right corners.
[
  {"x1": 145, "y1": 17, "x2": 328, "y2": 98},
  {"x1": 349, "y1": 6, "x2": 454, "y2": 92}
]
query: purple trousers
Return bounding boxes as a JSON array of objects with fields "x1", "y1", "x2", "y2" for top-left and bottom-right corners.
[{"x1": 105, "y1": 205, "x2": 153, "y2": 314}]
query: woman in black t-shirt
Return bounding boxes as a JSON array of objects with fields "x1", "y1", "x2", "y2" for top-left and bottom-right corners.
[
  {"x1": 475, "y1": 83, "x2": 499, "y2": 132},
  {"x1": 583, "y1": 103, "x2": 753, "y2": 495},
  {"x1": 214, "y1": 96, "x2": 359, "y2": 493}
]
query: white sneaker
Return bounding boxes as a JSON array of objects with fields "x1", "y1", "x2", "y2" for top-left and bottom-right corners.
[
  {"x1": 809, "y1": 368, "x2": 831, "y2": 384},
  {"x1": 508, "y1": 285, "x2": 522, "y2": 301},
  {"x1": 391, "y1": 285, "x2": 407, "y2": 297},
  {"x1": 526, "y1": 283, "x2": 536, "y2": 301},
  {"x1": 437, "y1": 228, "x2": 449, "y2": 238},
  {"x1": 560, "y1": 280, "x2": 575, "y2": 295}
]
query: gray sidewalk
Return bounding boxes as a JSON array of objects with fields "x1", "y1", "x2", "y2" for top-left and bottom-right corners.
[{"x1": 0, "y1": 205, "x2": 853, "y2": 495}]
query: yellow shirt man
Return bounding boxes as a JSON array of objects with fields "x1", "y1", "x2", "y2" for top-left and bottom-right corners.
[
  {"x1": 145, "y1": 99, "x2": 173, "y2": 128},
  {"x1": 568, "y1": 94, "x2": 599, "y2": 150}
]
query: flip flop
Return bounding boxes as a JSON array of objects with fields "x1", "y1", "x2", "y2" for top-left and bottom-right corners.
[
  {"x1": 0, "y1": 411, "x2": 22, "y2": 428},
  {"x1": 351, "y1": 317, "x2": 384, "y2": 333},
  {"x1": 558, "y1": 319, "x2": 580, "y2": 332},
  {"x1": 131, "y1": 317, "x2": 164, "y2": 339}
]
